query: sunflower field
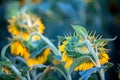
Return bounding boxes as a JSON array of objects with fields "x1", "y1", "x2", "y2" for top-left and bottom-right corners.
[{"x1": 0, "y1": 0, "x2": 120, "y2": 80}]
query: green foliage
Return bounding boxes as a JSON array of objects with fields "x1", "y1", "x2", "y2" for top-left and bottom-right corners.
[
  {"x1": 94, "y1": 37, "x2": 117, "y2": 47},
  {"x1": 72, "y1": 25, "x2": 88, "y2": 38},
  {"x1": 79, "y1": 62, "x2": 113, "y2": 80},
  {"x1": 103, "y1": 62, "x2": 114, "y2": 72},
  {"x1": 0, "y1": 0, "x2": 117, "y2": 79},
  {"x1": 79, "y1": 66, "x2": 106, "y2": 80},
  {"x1": 57, "y1": 36, "x2": 66, "y2": 46},
  {"x1": 65, "y1": 36, "x2": 88, "y2": 58},
  {"x1": 0, "y1": 25, "x2": 115, "y2": 80},
  {"x1": 0, "y1": 74, "x2": 16, "y2": 80}
]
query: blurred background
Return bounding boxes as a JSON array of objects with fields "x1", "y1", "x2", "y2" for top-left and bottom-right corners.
[{"x1": 0, "y1": 0, "x2": 120, "y2": 80}]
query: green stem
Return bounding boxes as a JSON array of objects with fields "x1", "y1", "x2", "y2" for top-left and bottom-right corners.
[
  {"x1": 31, "y1": 70, "x2": 37, "y2": 80},
  {"x1": 84, "y1": 39, "x2": 105, "y2": 80},
  {"x1": 66, "y1": 69, "x2": 72, "y2": 80},
  {"x1": 1, "y1": 43, "x2": 27, "y2": 80},
  {"x1": 10, "y1": 65, "x2": 27, "y2": 80},
  {"x1": 29, "y1": 32, "x2": 61, "y2": 56},
  {"x1": 55, "y1": 67, "x2": 68, "y2": 80},
  {"x1": 27, "y1": 70, "x2": 31, "y2": 80}
]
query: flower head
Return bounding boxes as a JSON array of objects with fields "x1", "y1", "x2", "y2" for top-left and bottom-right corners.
[
  {"x1": 26, "y1": 48, "x2": 50, "y2": 67},
  {"x1": 8, "y1": 13, "x2": 45, "y2": 40},
  {"x1": 10, "y1": 40, "x2": 30, "y2": 59},
  {"x1": 8, "y1": 13, "x2": 51, "y2": 67},
  {"x1": 10, "y1": 39, "x2": 50, "y2": 67},
  {"x1": 59, "y1": 34, "x2": 110, "y2": 71}
]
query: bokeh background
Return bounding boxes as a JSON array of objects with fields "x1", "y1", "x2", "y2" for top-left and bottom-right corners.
[{"x1": 0, "y1": 0, "x2": 120, "y2": 80}]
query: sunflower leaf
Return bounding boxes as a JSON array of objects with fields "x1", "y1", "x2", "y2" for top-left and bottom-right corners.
[
  {"x1": 72, "y1": 25, "x2": 88, "y2": 37},
  {"x1": 79, "y1": 66, "x2": 106, "y2": 80}
]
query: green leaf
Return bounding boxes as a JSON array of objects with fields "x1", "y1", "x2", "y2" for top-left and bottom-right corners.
[
  {"x1": 72, "y1": 25, "x2": 88, "y2": 37},
  {"x1": 79, "y1": 62, "x2": 113, "y2": 80},
  {"x1": 94, "y1": 37, "x2": 116, "y2": 46},
  {"x1": 88, "y1": 74, "x2": 99, "y2": 80},
  {"x1": 79, "y1": 66, "x2": 106, "y2": 80}
]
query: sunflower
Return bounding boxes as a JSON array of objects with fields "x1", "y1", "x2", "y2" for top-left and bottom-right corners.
[
  {"x1": 8, "y1": 13, "x2": 51, "y2": 67},
  {"x1": 26, "y1": 48, "x2": 50, "y2": 67},
  {"x1": 10, "y1": 39, "x2": 50, "y2": 66},
  {"x1": 10, "y1": 40, "x2": 30, "y2": 59},
  {"x1": 8, "y1": 13, "x2": 45, "y2": 41},
  {"x1": 59, "y1": 35, "x2": 110, "y2": 71}
]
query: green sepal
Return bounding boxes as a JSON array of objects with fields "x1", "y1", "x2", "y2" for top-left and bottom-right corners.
[
  {"x1": 57, "y1": 36, "x2": 67, "y2": 47},
  {"x1": 72, "y1": 25, "x2": 88, "y2": 38},
  {"x1": 57, "y1": 36, "x2": 66, "y2": 43},
  {"x1": 23, "y1": 40, "x2": 34, "y2": 52},
  {"x1": 68, "y1": 56, "x2": 94, "y2": 74},
  {"x1": 94, "y1": 37, "x2": 116, "y2": 47},
  {"x1": 103, "y1": 62, "x2": 114, "y2": 72},
  {"x1": 74, "y1": 42, "x2": 85, "y2": 47}
]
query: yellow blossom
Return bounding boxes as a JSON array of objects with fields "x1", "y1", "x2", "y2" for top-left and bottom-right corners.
[
  {"x1": 10, "y1": 40, "x2": 50, "y2": 67},
  {"x1": 59, "y1": 37, "x2": 110, "y2": 71},
  {"x1": 26, "y1": 48, "x2": 50, "y2": 67},
  {"x1": 10, "y1": 40, "x2": 30, "y2": 59},
  {"x1": 8, "y1": 13, "x2": 45, "y2": 40},
  {"x1": 8, "y1": 13, "x2": 51, "y2": 67}
]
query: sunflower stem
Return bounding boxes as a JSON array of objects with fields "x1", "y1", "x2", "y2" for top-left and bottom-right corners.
[
  {"x1": 55, "y1": 67, "x2": 68, "y2": 80},
  {"x1": 31, "y1": 70, "x2": 37, "y2": 80},
  {"x1": 66, "y1": 69, "x2": 72, "y2": 80},
  {"x1": 84, "y1": 38, "x2": 105, "y2": 80},
  {"x1": 27, "y1": 70, "x2": 31, "y2": 80},
  {"x1": 30, "y1": 32, "x2": 61, "y2": 56}
]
